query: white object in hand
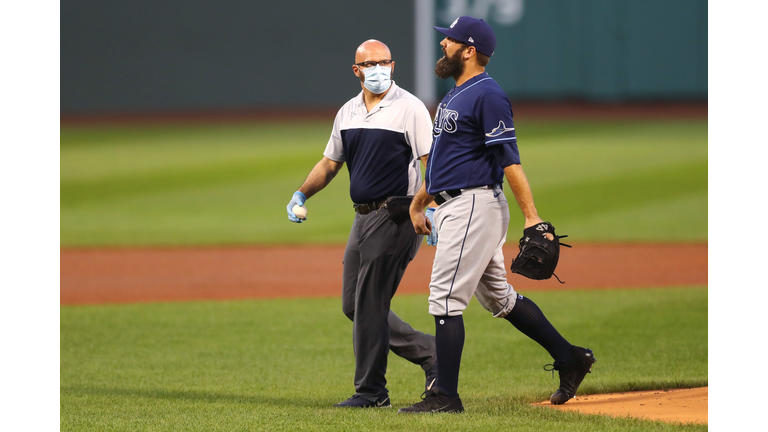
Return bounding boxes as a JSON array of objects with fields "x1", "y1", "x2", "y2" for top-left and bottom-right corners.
[{"x1": 292, "y1": 204, "x2": 308, "y2": 219}]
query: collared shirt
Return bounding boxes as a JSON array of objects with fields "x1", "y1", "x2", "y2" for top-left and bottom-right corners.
[
  {"x1": 426, "y1": 72, "x2": 520, "y2": 195},
  {"x1": 325, "y1": 82, "x2": 434, "y2": 203}
]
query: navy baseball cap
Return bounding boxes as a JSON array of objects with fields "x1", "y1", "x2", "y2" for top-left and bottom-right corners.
[{"x1": 434, "y1": 16, "x2": 497, "y2": 57}]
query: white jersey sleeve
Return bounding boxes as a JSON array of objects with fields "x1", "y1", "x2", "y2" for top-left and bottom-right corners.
[
  {"x1": 403, "y1": 102, "x2": 434, "y2": 159},
  {"x1": 323, "y1": 107, "x2": 346, "y2": 162}
]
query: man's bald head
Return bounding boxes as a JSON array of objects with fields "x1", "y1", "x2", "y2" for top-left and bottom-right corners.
[{"x1": 355, "y1": 39, "x2": 392, "y2": 64}]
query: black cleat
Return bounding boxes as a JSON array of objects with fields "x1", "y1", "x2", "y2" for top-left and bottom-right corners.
[
  {"x1": 425, "y1": 360, "x2": 438, "y2": 393},
  {"x1": 545, "y1": 346, "x2": 596, "y2": 405},
  {"x1": 333, "y1": 394, "x2": 391, "y2": 408},
  {"x1": 397, "y1": 387, "x2": 464, "y2": 413}
]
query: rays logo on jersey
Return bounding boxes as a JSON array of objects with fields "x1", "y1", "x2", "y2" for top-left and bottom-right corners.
[
  {"x1": 433, "y1": 106, "x2": 459, "y2": 135},
  {"x1": 485, "y1": 121, "x2": 515, "y2": 137}
]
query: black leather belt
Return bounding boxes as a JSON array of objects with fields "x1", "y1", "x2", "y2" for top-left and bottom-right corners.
[
  {"x1": 434, "y1": 184, "x2": 502, "y2": 205},
  {"x1": 353, "y1": 199, "x2": 387, "y2": 214}
]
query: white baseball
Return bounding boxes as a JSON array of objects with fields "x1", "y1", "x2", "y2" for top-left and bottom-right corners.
[{"x1": 292, "y1": 204, "x2": 308, "y2": 219}]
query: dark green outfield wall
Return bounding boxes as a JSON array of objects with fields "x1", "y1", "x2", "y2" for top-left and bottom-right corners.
[
  {"x1": 442, "y1": 0, "x2": 708, "y2": 101},
  {"x1": 61, "y1": 0, "x2": 706, "y2": 115},
  {"x1": 60, "y1": 0, "x2": 416, "y2": 113}
]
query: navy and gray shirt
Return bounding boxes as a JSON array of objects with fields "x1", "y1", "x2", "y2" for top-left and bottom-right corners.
[
  {"x1": 426, "y1": 72, "x2": 520, "y2": 195},
  {"x1": 325, "y1": 82, "x2": 434, "y2": 203}
]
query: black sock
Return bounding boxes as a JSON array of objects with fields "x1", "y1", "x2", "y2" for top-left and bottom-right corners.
[
  {"x1": 504, "y1": 295, "x2": 572, "y2": 364},
  {"x1": 434, "y1": 315, "x2": 464, "y2": 398}
]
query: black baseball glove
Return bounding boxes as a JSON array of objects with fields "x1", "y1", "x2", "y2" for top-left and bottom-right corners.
[{"x1": 510, "y1": 222, "x2": 571, "y2": 283}]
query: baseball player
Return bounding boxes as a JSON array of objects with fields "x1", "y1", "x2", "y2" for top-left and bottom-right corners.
[
  {"x1": 286, "y1": 40, "x2": 438, "y2": 408},
  {"x1": 398, "y1": 17, "x2": 596, "y2": 413}
]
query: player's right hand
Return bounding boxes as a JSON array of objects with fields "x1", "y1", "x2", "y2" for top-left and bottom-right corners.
[
  {"x1": 409, "y1": 208, "x2": 430, "y2": 236},
  {"x1": 286, "y1": 191, "x2": 307, "y2": 223},
  {"x1": 425, "y1": 207, "x2": 438, "y2": 246}
]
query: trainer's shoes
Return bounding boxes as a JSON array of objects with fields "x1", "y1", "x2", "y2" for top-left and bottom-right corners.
[
  {"x1": 546, "y1": 346, "x2": 597, "y2": 405},
  {"x1": 424, "y1": 360, "x2": 438, "y2": 393},
  {"x1": 397, "y1": 387, "x2": 464, "y2": 413},
  {"x1": 333, "y1": 394, "x2": 391, "y2": 408}
]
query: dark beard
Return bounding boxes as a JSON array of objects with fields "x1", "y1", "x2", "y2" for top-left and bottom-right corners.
[{"x1": 435, "y1": 49, "x2": 464, "y2": 80}]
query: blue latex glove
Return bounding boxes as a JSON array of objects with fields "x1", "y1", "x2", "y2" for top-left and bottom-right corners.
[
  {"x1": 425, "y1": 207, "x2": 437, "y2": 246},
  {"x1": 286, "y1": 191, "x2": 307, "y2": 223}
]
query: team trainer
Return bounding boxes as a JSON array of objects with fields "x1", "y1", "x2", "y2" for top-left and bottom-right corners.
[{"x1": 286, "y1": 39, "x2": 437, "y2": 408}]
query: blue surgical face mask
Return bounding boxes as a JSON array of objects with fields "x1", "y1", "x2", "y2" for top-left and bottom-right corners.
[{"x1": 362, "y1": 65, "x2": 392, "y2": 94}]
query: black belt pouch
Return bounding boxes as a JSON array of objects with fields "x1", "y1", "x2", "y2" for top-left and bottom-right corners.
[{"x1": 386, "y1": 196, "x2": 413, "y2": 224}]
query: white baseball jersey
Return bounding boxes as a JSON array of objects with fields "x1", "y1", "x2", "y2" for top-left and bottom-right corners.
[{"x1": 324, "y1": 82, "x2": 434, "y2": 203}]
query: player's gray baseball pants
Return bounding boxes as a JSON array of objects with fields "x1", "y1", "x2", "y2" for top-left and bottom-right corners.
[
  {"x1": 342, "y1": 207, "x2": 435, "y2": 402},
  {"x1": 429, "y1": 186, "x2": 519, "y2": 317}
]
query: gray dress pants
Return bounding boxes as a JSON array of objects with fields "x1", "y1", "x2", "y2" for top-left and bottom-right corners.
[{"x1": 341, "y1": 207, "x2": 436, "y2": 402}]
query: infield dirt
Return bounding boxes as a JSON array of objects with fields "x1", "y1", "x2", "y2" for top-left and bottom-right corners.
[
  {"x1": 60, "y1": 243, "x2": 706, "y2": 304},
  {"x1": 60, "y1": 242, "x2": 708, "y2": 424}
]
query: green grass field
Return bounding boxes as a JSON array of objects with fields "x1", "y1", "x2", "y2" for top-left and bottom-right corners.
[
  {"x1": 60, "y1": 119, "x2": 707, "y2": 246},
  {"x1": 61, "y1": 287, "x2": 707, "y2": 431}
]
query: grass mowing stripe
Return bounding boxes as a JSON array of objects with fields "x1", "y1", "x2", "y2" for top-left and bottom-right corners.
[
  {"x1": 563, "y1": 190, "x2": 708, "y2": 242},
  {"x1": 60, "y1": 122, "x2": 333, "y2": 148},
  {"x1": 60, "y1": 123, "x2": 331, "y2": 183},
  {"x1": 61, "y1": 156, "x2": 315, "y2": 206},
  {"x1": 535, "y1": 160, "x2": 707, "y2": 217},
  {"x1": 61, "y1": 288, "x2": 706, "y2": 431},
  {"x1": 510, "y1": 159, "x2": 707, "y2": 241}
]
